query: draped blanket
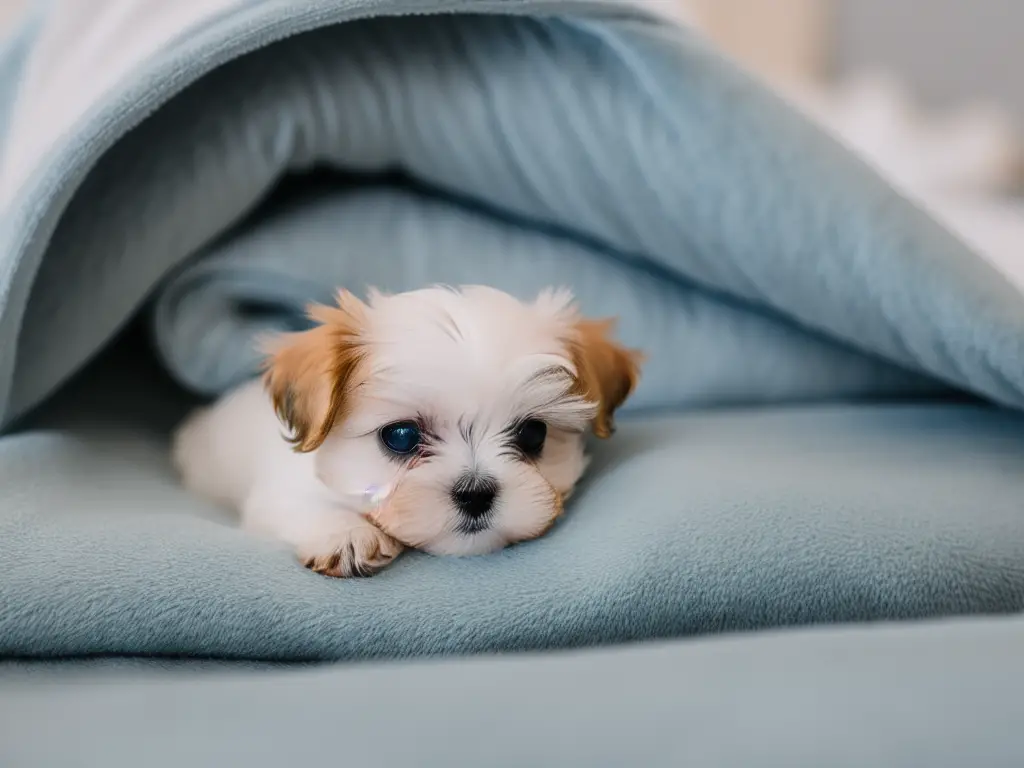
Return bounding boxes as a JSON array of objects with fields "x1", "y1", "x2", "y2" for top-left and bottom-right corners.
[{"x1": 1, "y1": 0, "x2": 1023, "y2": 662}]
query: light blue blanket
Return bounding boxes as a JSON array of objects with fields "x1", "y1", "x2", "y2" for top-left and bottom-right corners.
[
  {"x1": 1, "y1": 0, "x2": 1024, "y2": 664},
  {"x1": 5, "y1": 616, "x2": 1024, "y2": 767},
  {"x1": 12, "y1": 0, "x2": 1020, "y2": 425}
]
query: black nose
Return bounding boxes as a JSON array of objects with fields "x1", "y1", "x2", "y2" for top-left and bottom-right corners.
[{"x1": 451, "y1": 474, "x2": 499, "y2": 519}]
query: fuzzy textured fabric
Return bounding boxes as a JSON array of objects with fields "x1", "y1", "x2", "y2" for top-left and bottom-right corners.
[
  {"x1": 4, "y1": 615, "x2": 1024, "y2": 767},
  {"x1": 2, "y1": 337, "x2": 1024, "y2": 661},
  {"x1": 1, "y1": 0, "x2": 1024, "y2": 669},
  {"x1": 15, "y1": 3, "x2": 1024, "y2": 424}
]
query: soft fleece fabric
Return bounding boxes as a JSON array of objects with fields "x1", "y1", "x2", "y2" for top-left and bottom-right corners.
[
  {"x1": 1, "y1": 0, "x2": 1024, "y2": 666},
  {"x1": 2, "y1": 336, "x2": 1024, "y2": 660},
  {"x1": 5, "y1": 615, "x2": 1024, "y2": 767}
]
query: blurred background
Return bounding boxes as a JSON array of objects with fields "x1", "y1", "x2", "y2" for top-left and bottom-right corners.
[
  {"x1": 0, "y1": 1, "x2": 20, "y2": 32},
  {"x1": 679, "y1": 0, "x2": 1024, "y2": 288},
  {"x1": 687, "y1": 0, "x2": 1020, "y2": 125},
  {"x1": 686, "y1": 0, "x2": 1022, "y2": 188}
]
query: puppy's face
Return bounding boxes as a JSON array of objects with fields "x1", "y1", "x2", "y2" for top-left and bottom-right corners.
[{"x1": 263, "y1": 286, "x2": 641, "y2": 556}]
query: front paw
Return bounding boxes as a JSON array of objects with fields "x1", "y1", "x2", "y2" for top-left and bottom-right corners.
[{"x1": 299, "y1": 522, "x2": 404, "y2": 578}]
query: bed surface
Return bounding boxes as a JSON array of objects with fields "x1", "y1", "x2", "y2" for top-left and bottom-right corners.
[{"x1": 4, "y1": 614, "x2": 1024, "y2": 767}]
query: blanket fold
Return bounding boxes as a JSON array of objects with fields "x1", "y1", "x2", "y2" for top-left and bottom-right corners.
[
  {"x1": 2, "y1": 0, "x2": 1024, "y2": 663},
  {"x1": 5, "y1": 4, "x2": 1018, "y2": 427},
  {"x1": 152, "y1": 178, "x2": 942, "y2": 404}
]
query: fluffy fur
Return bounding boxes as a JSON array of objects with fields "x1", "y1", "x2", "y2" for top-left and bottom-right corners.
[{"x1": 172, "y1": 286, "x2": 641, "y2": 577}]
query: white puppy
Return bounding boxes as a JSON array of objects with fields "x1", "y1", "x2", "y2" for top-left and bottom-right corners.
[{"x1": 172, "y1": 286, "x2": 641, "y2": 577}]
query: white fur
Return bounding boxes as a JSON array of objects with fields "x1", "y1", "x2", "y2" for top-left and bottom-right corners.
[{"x1": 173, "y1": 286, "x2": 598, "y2": 574}]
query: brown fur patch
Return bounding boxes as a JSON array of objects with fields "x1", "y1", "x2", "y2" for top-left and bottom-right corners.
[
  {"x1": 262, "y1": 290, "x2": 370, "y2": 452},
  {"x1": 568, "y1": 318, "x2": 643, "y2": 438},
  {"x1": 538, "y1": 487, "x2": 565, "y2": 537}
]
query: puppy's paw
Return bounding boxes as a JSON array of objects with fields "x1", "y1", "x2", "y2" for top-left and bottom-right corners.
[{"x1": 299, "y1": 521, "x2": 403, "y2": 578}]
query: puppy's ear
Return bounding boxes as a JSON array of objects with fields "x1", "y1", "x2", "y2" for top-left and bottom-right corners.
[
  {"x1": 262, "y1": 290, "x2": 369, "y2": 452},
  {"x1": 569, "y1": 318, "x2": 643, "y2": 438}
]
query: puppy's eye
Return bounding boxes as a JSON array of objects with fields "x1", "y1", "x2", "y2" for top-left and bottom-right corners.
[
  {"x1": 379, "y1": 421, "x2": 421, "y2": 455},
  {"x1": 514, "y1": 419, "x2": 547, "y2": 457}
]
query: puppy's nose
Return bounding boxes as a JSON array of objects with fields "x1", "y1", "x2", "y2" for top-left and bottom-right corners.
[{"x1": 451, "y1": 473, "x2": 499, "y2": 519}]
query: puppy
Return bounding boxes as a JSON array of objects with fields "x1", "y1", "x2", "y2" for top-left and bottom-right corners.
[{"x1": 172, "y1": 285, "x2": 641, "y2": 577}]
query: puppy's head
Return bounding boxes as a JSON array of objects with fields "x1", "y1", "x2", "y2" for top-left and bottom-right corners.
[{"x1": 263, "y1": 286, "x2": 641, "y2": 556}]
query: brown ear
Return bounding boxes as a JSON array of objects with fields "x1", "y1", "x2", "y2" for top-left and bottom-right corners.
[
  {"x1": 262, "y1": 290, "x2": 369, "y2": 452},
  {"x1": 569, "y1": 318, "x2": 643, "y2": 438}
]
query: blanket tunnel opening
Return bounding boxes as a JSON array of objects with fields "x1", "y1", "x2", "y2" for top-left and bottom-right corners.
[{"x1": 8, "y1": 13, "x2": 977, "y2": 427}]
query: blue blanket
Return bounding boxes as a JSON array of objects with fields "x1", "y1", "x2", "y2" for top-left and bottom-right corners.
[
  {"x1": 12, "y1": 1, "x2": 1019, "y2": 424},
  {"x1": 5, "y1": 616, "x2": 1024, "y2": 767},
  {"x1": 1, "y1": 0, "x2": 1023, "y2": 662}
]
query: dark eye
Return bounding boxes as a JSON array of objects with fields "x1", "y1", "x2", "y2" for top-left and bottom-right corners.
[
  {"x1": 514, "y1": 420, "x2": 547, "y2": 457},
  {"x1": 379, "y1": 421, "x2": 421, "y2": 455}
]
